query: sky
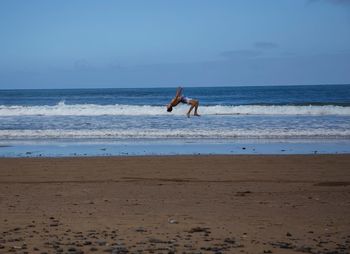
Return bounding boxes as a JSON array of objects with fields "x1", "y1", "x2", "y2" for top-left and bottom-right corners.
[{"x1": 0, "y1": 0, "x2": 349, "y2": 89}]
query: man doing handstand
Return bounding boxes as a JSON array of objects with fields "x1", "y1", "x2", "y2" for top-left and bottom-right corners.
[{"x1": 166, "y1": 87, "x2": 200, "y2": 117}]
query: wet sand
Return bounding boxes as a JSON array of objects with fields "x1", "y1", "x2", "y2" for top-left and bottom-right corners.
[{"x1": 0, "y1": 155, "x2": 350, "y2": 253}]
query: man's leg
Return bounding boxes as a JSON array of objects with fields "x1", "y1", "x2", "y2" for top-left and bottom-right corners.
[
  {"x1": 187, "y1": 105, "x2": 195, "y2": 117},
  {"x1": 194, "y1": 100, "x2": 200, "y2": 116}
]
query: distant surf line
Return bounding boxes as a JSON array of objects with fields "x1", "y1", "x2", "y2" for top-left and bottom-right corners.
[{"x1": 1, "y1": 129, "x2": 350, "y2": 139}]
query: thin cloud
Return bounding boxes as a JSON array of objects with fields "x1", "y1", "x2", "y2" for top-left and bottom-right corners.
[
  {"x1": 74, "y1": 59, "x2": 94, "y2": 71},
  {"x1": 220, "y1": 49, "x2": 262, "y2": 59},
  {"x1": 106, "y1": 60, "x2": 124, "y2": 70},
  {"x1": 308, "y1": 0, "x2": 350, "y2": 5},
  {"x1": 254, "y1": 42, "x2": 279, "y2": 50}
]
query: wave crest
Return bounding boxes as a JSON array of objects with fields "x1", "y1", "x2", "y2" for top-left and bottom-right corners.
[{"x1": 0, "y1": 103, "x2": 350, "y2": 116}]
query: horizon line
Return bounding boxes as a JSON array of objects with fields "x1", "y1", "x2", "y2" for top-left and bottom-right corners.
[{"x1": 1, "y1": 83, "x2": 350, "y2": 91}]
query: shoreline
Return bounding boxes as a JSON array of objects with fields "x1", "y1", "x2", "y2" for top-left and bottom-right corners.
[
  {"x1": 1, "y1": 153, "x2": 350, "y2": 159},
  {"x1": 1, "y1": 138, "x2": 350, "y2": 157},
  {"x1": 1, "y1": 155, "x2": 350, "y2": 253}
]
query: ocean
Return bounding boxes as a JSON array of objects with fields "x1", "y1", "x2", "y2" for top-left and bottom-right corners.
[{"x1": 1, "y1": 85, "x2": 350, "y2": 156}]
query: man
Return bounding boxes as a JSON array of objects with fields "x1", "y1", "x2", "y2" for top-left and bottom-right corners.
[{"x1": 166, "y1": 87, "x2": 200, "y2": 117}]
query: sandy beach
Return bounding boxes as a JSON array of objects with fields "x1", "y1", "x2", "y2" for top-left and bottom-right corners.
[{"x1": 0, "y1": 155, "x2": 350, "y2": 253}]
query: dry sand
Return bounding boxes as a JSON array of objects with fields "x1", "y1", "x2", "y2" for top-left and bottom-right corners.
[{"x1": 0, "y1": 155, "x2": 350, "y2": 253}]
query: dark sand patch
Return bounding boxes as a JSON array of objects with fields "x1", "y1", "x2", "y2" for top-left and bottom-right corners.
[{"x1": 314, "y1": 181, "x2": 350, "y2": 186}]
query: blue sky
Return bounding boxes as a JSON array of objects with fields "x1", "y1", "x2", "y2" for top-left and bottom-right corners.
[{"x1": 0, "y1": 0, "x2": 349, "y2": 89}]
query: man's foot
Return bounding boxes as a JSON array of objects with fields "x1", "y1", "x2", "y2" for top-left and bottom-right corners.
[
  {"x1": 194, "y1": 113, "x2": 200, "y2": 116},
  {"x1": 187, "y1": 113, "x2": 190, "y2": 118}
]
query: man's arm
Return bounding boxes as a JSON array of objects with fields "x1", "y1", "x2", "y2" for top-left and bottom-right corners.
[{"x1": 175, "y1": 87, "x2": 183, "y2": 99}]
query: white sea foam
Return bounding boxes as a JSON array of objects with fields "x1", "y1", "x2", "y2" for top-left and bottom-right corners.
[
  {"x1": 0, "y1": 102, "x2": 350, "y2": 116},
  {"x1": 0, "y1": 129, "x2": 349, "y2": 139}
]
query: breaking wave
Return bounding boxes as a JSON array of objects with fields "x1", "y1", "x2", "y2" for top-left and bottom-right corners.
[{"x1": 1, "y1": 101, "x2": 350, "y2": 116}]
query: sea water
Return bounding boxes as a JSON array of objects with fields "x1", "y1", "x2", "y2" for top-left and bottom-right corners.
[{"x1": 0, "y1": 85, "x2": 350, "y2": 156}]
